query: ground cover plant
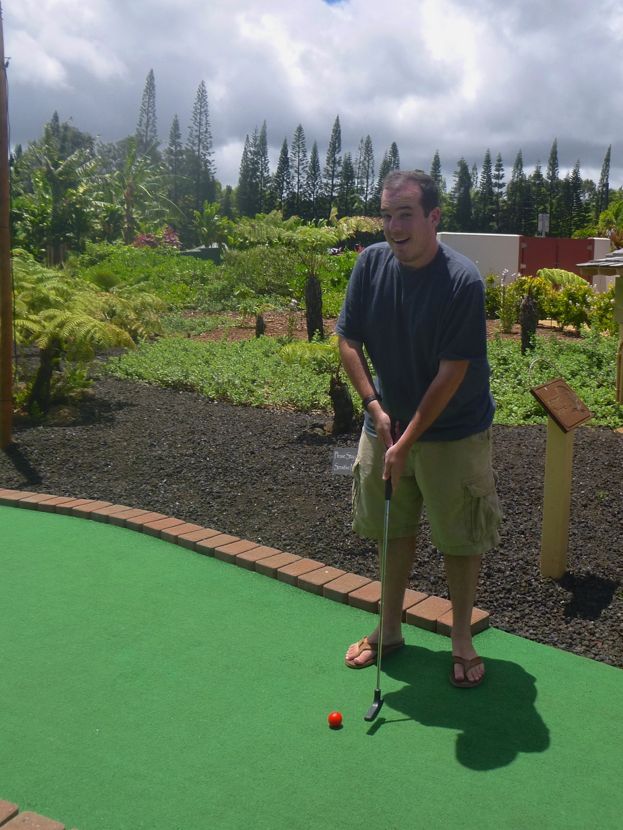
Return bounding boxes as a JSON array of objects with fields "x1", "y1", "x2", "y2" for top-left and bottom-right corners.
[{"x1": 104, "y1": 329, "x2": 623, "y2": 429}]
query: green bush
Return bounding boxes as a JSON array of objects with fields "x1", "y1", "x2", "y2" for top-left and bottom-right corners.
[
  {"x1": 589, "y1": 285, "x2": 617, "y2": 335},
  {"x1": 69, "y1": 243, "x2": 219, "y2": 308}
]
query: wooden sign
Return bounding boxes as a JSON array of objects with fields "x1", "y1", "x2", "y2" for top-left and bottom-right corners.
[{"x1": 530, "y1": 378, "x2": 593, "y2": 433}]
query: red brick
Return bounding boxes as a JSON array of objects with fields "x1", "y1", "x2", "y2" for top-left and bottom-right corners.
[
  {"x1": 14, "y1": 493, "x2": 59, "y2": 510},
  {"x1": 55, "y1": 498, "x2": 100, "y2": 516},
  {"x1": 0, "y1": 800, "x2": 18, "y2": 825},
  {"x1": 89, "y1": 503, "x2": 134, "y2": 522},
  {"x1": 402, "y1": 589, "x2": 429, "y2": 619},
  {"x1": 108, "y1": 508, "x2": 158, "y2": 527},
  {"x1": 160, "y1": 522, "x2": 204, "y2": 542},
  {"x1": 138, "y1": 516, "x2": 186, "y2": 537},
  {"x1": 255, "y1": 552, "x2": 301, "y2": 578},
  {"x1": 0, "y1": 489, "x2": 36, "y2": 504},
  {"x1": 235, "y1": 545, "x2": 282, "y2": 570},
  {"x1": 436, "y1": 606, "x2": 490, "y2": 637},
  {"x1": 176, "y1": 527, "x2": 223, "y2": 549},
  {"x1": 276, "y1": 557, "x2": 325, "y2": 585},
  {"x1": 298, "y1": 566, "x2": 346, "y2": 595},
  {"x1": 405, "y1": 595, "x2": 452, "y2": 631},
  {"x1": 3, "y1": 813, "x2": 65, "y2": 829},
  {"x1": 122, "y1": 511, "x2": 168, "y2": 530},
  {"x1": 195, "y1": 533, "x2": 240, "y2": 556},
  {"x1": 214, "y1": 539, "x2": 259, "y2": 563},
  {"x1": 36, "y1": 496, "x2": 81, "y2": 513},
  {"x1": 68, "y1": 500, "x2": 113, "y2": 518},
  {"x1": 323, "y1": 573, "x2": 371, "y2": 603},
  {"x1": 348, "y1": 580, "x2": 382, "y2": 613}
]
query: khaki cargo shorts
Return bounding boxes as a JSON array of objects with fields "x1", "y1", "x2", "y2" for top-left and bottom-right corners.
[{"x1": 352, "y1": 428, "x2": 502, "y2": 557}]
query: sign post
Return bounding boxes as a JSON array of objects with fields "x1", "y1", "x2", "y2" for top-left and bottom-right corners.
[{"x1": 530, "y1": 379, "x2": 593, "y2": 579}]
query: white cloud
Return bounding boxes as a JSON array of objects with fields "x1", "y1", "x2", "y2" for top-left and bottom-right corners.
[{"x1": 5, "y1": 0, "x2": 623, "y2": 187}]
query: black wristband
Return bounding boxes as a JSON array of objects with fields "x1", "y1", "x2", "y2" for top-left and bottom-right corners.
[{"x1": 362, "y1": 393, "x2": 381, "y2": 410}]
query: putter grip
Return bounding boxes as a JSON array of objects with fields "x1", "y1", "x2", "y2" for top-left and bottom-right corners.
[{"x1": 385, "y1": 478, "x2": 392, "y2": 500}]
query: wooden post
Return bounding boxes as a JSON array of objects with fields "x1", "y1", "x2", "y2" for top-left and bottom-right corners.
[
  {"x1": 530, "y1": 379, "x2": 593, "y2": 580},
  {"x1": 540, "y1": 417, "x2": 575, "y2": 579},
  {"x1": 0, "y1": 4, "x2": 12, "y2": 449},
  {"x1": 615, "y1": 275, "x2": 623, "y2": 404}
]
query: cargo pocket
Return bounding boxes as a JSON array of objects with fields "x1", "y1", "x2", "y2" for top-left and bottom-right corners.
[{"x1": 463, "y1": 471, "x2": 502, "y2": 544}]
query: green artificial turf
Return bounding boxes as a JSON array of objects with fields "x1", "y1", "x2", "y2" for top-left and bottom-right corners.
[{"x1": 1, "y1": 504, "x2": 622, "y2": 829}]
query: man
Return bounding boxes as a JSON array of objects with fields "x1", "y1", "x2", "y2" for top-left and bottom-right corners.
[{"x1": 336, "y1": 169, "x2": 501, "y2": 687}]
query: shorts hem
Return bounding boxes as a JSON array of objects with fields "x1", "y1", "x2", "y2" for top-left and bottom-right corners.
[
  {"x1": 352, "y1": 520, "x2": 419, "y2": 542},
  {"x1": 433, "y1": 535, "x2": 500, "y2": 558}
]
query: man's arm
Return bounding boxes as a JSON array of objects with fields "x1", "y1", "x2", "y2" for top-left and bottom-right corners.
[
  {"x1": 383, "y1": 358, "x2": 469, "y2": 489},
  {"x1": 338, "y1": 336, "x2": 393, "y2": 447}
]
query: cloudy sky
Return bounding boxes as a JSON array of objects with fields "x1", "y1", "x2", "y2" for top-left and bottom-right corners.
[{"x1": 5, "y1": 0, "x2": 623, "y2": 189}]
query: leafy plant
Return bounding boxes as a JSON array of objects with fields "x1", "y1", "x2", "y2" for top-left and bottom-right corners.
[{"x1": 12, "y1": 250, "x2": 164, "y2": 416}]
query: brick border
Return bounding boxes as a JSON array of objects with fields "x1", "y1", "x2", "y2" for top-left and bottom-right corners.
[
  {"x1": 0, "y1": 799, "x2": 74, "y2": 829},
  {"x1": 0, "y1": 487, "x2": 489, "y2": 636}
]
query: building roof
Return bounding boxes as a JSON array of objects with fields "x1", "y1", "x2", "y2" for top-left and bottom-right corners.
[{"x1": 577, "y1": 248, "x2": 623, "y2": 269}]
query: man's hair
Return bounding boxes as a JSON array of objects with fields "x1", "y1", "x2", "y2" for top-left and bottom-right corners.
[{"x1": 381, "y1": 169, "x2": 440, "y2": 216}]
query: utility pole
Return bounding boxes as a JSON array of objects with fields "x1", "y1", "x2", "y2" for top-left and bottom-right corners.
[{"x1": 0, "y1": 2, "x2": 12, "y2": 448}]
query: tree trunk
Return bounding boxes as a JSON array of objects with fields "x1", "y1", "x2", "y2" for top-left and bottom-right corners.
[
  {"x1": 329, "y1": 374, "x2": 355, "y2": 435},
  {"x1": 255, "y1": 313, "x2": 266, "y2": 337},
  {"x1": 519, "y1": 294, "x2": 538, "y2": 354},
  {"x1": 27, "y1": 340, "x2": 63, "y2": 418},
  {"x1": 305, "y1": 274, "x2": 324, "y2": 341}
]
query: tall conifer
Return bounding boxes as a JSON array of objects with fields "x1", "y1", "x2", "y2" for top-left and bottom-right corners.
[
  {"x1": 187, "y1": 80, "x2": 215, "y2": 210},
  {"x1": 290, "y1": 124, "x2": 308, "y2": 216},
  {"x1": 323, "y1": 116, "x2": 342, "y2": 218},
  {"x1": 136, "y1": 69, "x2": 158, "y2": 155}
]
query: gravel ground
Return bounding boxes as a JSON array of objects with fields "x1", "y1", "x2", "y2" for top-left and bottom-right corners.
[{"x1": 1, "y1": 376, "x2": 622, "y2": 668}]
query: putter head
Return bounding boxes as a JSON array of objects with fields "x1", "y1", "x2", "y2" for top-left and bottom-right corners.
[{"x1": 364, "y1": 689, "x2": 384, "y2": 722}]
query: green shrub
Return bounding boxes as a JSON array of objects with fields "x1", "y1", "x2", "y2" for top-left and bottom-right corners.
[{"x1": 589, "y1": 285, "x2": 617, "y2": 335}]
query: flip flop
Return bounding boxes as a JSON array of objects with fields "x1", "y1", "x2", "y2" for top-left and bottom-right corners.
[
  {"x1": 344, "y1": 635, "x2": 405, "y2": 669},
  {"x1": 450, "y1": 655, "x2": 485, "y2": 688}
]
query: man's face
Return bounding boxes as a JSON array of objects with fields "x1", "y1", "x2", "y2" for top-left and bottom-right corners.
[{"x1": 380, "y1": 183, "x2": 440, "y2": 269}]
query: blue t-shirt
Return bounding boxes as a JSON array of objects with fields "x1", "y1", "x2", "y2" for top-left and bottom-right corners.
[{"x1": 335, "y1": 241, "x2": 494, "y2": 441}]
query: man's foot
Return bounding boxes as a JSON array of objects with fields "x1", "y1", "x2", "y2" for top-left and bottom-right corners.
[
  {"x1": 450, "y1": 654, "x2": 485, "y2": 688},
  {"x1": 345, "y1": 635, "x2": 405, "y2": 669}
]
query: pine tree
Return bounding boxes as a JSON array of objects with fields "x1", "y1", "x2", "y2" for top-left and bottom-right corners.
[
  {"x1": 492, "y1": 153, "x2": 505, "y2": 232},
  {"x1": 337, "y1": 152, "x2": 356, "y2": 217},
  {"x1": 449, "y1": 158, "x2": 473, "y2": 231},
  {"x1": 256, "y1": 121, "x2": 271, "y2": 213},
  {"x1": 236, "y1": 134, "x2": 257, "y2": 216},
  {"x1": 596, "y1": 145, "x2": 611, "y2": 219},
  {"x1": 387, "y1": 142, "x2": 400, "y2": 171},
  {"x1": 505, "y1": 150, "x2": 528, "y2": 233},
  {"x1": 475, "y1": 149, "x2": 495, "y2": 232},
  {"x1": 430, "y1": 150, "x2": 444, "y2": 191},
  {"x1": 186, "y1": 80, "x2": 215, "y2": 210},
  {"x1": 322, "y1": 116, "x2": 342, "y2": 218},
  {"x1": 290, "y1": 124, "x2": 308, "y2": 216},
  {"x1": 220, "y1": 185, "x2": 235, "y2": 219},
  {"x1": 546, "y1": 139, "x2": 560, "y2": 235},
  {"x1": 165, "y1": 114, "x2": 183, "y2": 204},
  {"x1": 136, "y1": 69, "x2": 158, "y2": 155},
  {"x1": 271, "y1": 138, "x2": 292, "y2": 214},
  {"x1": 305, "y1": 141, "x2": 322, "y2": 220},
  {"x1": 355, "y1": 135, "x2": 375, "y2": 215},
  {"x1": 529, "y1": 162, "x2": 549, "y2": 235},
  {"x1": 570, "y1": 160, "x2": 589, "y2": 233}
]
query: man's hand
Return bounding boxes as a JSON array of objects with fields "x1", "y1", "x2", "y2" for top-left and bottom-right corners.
[{"x1": 382, "y1": 431, "x2": 408, "y2": 492}]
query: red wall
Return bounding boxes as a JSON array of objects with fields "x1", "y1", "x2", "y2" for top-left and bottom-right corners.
[{"x1": 519, "y1": 237, "x2": 596, "y2": 280}]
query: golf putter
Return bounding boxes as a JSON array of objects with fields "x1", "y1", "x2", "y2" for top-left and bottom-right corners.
[{"x1": 364, "y1": 476, "x2": 392, "y2": 722}]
